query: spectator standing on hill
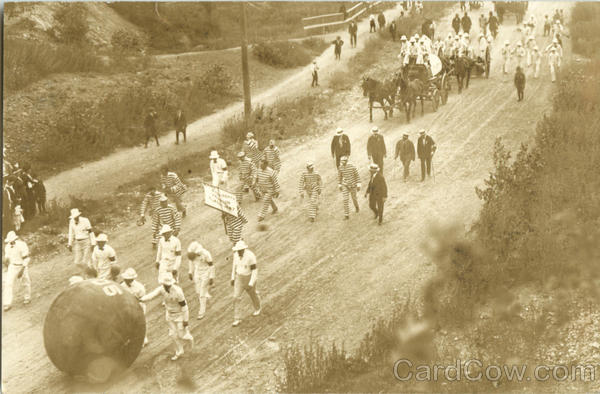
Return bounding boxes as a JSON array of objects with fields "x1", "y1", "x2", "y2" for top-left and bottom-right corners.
[
  {"x1": 389, "y1": 20, "x2": 398, "y2": 41},
  {"x1": 452, "y1": 14, "x2": 461, "y2": 35},
  {"x1": 311, "y1": 61, "x2": 319, "y2": 87},
  {"x1": 144, "y1": 108, "x2": 160, "y2": 148},
  {"x1": 461, "y1": 12, "x2": 472, "y2": 34},
  {"x1": 348, "y1": 21, "x2": 358, "y2": 48},
  {"x1": 378, "y1": 12, "x2": 386, "y2": 30},
  {"x1": 174, "y1": 109, "x2": 187, "y2": 145},
  {"x1": 339, "y1": 4, "x2": 347, "y2": 21},
  {"x1": 332, "y1": 36, "x2": 344, "y2": 60},
  {"x1": 369, "y1": 14, "x2": 376, "y2": 32}
]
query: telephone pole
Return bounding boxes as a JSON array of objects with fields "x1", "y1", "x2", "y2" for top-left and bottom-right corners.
[{"x1": 240, "y1": 2, "x2": 252, "y2": 127}]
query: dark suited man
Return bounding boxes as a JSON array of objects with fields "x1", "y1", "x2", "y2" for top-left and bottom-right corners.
[
  {"x1": 394, "y1": 133, "x2": 415, "y2": 181},
  {"x1": 367, "y1": 126, "x2": 387, "y2": 171},
  {"x1": 331, "y1": 127, "x2": 351, "y2": 169},
  {"x1": 365, "y1": 163, "x2": 388, "y2": 225},
  {"x1": 417, "y1": 129, "x2": 437, "y2": 181}
]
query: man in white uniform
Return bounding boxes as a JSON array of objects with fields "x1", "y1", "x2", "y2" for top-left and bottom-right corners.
[
  {"x1": 90, "y1": 233, "x2": 117, "y2": 280},
  {"x1": 209, "y1": 150, "x2": 228, "y2": 188},
  {"x1": 67, "y1": 208, "x2": 96, "y2": 271},
  {"x1": 231, "y1": 240, "x2": 261, "y2": 327},
  {"x1": 141, "y1": 274, "x2": 193, "y2": 360},
  {"x1": 3, "y1": 231, "x2": 31, "y2": 311},
  {"x1": 187, "y1": 241, "x2": 215, "y2": 320},
  {"x1": 155, "y1": 224, "x2": 182, "y2": 282},
  {"x1": 121, "y1": 267, "x2": 149, "y2": 346}
]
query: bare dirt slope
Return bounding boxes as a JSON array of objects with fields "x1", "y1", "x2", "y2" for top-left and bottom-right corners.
[
  {"x1": 42, "y1": 4, "x2": 404, "y2": 204},
  {"x1": 2, "y1": 2, "x2": 572, "y2": 393}
]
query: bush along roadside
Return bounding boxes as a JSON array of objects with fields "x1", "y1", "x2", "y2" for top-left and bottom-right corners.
[{"x1": 279, "y1": 4, "x2": 600, "y2": 393}]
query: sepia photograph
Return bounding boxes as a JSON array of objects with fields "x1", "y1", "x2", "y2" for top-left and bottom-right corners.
[{"x1": 2, "y1": 0, "x2": 599, "y2": 392}]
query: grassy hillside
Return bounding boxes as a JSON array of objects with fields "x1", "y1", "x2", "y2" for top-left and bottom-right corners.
[
  {"x1": 278, "y1": 3, "x2": 600, "y2": 392},
  {"x1": 108, "y1": 2, "x2": 361, "y2": 53}
]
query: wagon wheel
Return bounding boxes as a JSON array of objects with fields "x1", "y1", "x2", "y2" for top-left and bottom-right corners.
[
  {"x1": 485, "y1": 47, "x2": 491, "y2": 78},
  {"x1": 441, "y1": 73, "x2": 450, "y2": 104},
  {"x1": 432, "y1": 89, "x2": 440, "y2": 112}
]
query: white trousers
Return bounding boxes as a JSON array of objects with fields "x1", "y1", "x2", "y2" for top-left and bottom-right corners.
[
  {"x1": 211, "y1": 171, "x2": 229, "y2": 188},
  {"x1": 3, "y1": 265, "x2": 31, "y2": 306}
]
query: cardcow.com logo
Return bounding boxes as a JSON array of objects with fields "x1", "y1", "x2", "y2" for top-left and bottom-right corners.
[{"x1": 393, "y1": 359, "x2": 597, "y2": 383}]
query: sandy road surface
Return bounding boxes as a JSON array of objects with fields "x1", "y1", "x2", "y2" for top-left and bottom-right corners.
[
  {"x1": 43, "y1": 4, "x2": 404, "y2": 205},
  {"x1": 2, "y1": 2, "x2": 572, "y2": 393}
]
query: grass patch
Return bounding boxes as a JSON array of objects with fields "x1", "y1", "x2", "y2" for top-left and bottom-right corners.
[
  {"x1": 253, "y1": 39, "x2": 328, "y2": 68},
  {"x1": 3, "y1": 38, "x2": 106, "y2": 93}
]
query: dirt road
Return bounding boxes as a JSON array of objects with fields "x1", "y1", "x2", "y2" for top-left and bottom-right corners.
[
  {"x1": 42, "y1": 4, "x2": 404, "y2": 205},
  {"x1": 2, "y1": 2, "x2": 572, "y2": 393}
]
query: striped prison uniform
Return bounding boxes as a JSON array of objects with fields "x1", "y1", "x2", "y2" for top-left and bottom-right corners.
[
  {"x1": 262, "y1": 146, "x2": 281, "y2": 175},
  {"x1": 298, "y1": 170, "x2": 322, "y2": 220},
  {"x1": 236, "y1": 158, "x2": 261, "y2": 204},
  {"x1": 223, "y1": 207, "x2": 248, "y2": 245},
  {"x1": 152, "y1": 204, "x2": 182, "y2": 244},
  {"x1": 257, "y1": 166, "x2": 280, "y2": 219},
  {"x1": 140, "y1": 191, "x2": 162, "y2": 243},
  {"x1": 160, "y1": 172, "x2": 187, "y2": 213},
  {"x1": 243, "y1": 139, "x2": 261, "y2": 166},
  {"x1": 338, "y1": 163, "x2": 360, "y2": 216}
]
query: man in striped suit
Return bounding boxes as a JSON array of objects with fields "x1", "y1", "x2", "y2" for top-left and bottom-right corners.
[
  {"x1": 256, "y1": 159, "x2": 280, "y2": 222},
  {"x1": 152, "y1": 194, "x2": 181, "y2": 248},
  {"x1": 338, "y1": 156, "x2": 361, "y2": 220},
  {"x1": 139, "y1": 185, "x2": 162, "y2": 243},
  {"x1": 236, "y1": 152, "x2": 261, "y2": 205},
  {"x1": 222, "y1": 206, "x2": 248, "y2": 245},
  {"x1": 160, "y1": 165, "x2": 187, "y2": 217},
  {"x1": 262, "y1": 139, "x2": 281, "y2": 176},
  {"x1": 298, "y1": 161, "x2": 322, "y2": 222},
  {"x1": 243, "y1": 132, "x2": 261, "y2": 167}
]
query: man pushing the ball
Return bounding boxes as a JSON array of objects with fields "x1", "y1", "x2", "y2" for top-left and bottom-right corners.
[{"x1": 141, "y1": 273, "x2": 194, "y2": 360}]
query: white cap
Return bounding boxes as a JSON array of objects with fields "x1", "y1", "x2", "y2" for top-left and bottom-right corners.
[
  {"x1": 340, "y1": 155, "x2": 349, "y2": 162},
  {"x1": 419, "y1": 129, "x2": 426, "y2": 134},
  {"x1": 246, "y1": 132, "x2": 254, "y2": 138},
  {"x1": 237, "y1": 151, "x2": 246, "y2": 158},
  {"x1": 96, "y1": 233, "x2": 108, "y2": 242},
  {"x1": 160, "y1": 224, "x2": 173, "y2": 234},
  {"x1": 5, "y1": 231, "x2": 18, "y2": 243},
  {"x1": 187, "y1": 241, "x2": 203, "y2": 255},
  {"x1": 517, "y1": 42, "x2": 522, "y2": 46},
  {"x1": 369, "y1": 163, "x2": 380, "y2": 171},
  {"x1": 504, "y1": 40, "x2": 510, "y2": 45},
  {"x1": 209, "y1": 150, "x2": 219, "y2": 159},
  {"x1": 232, "y1": 240, "x2": 248, "y2": 251},
  {"x1": 159, "y1": 194, "x2": 168, "y2": 202},
  {"x1": 69, "y1": 208, "x2": 81, "y2": 219},
  {"x1": 306, "y1": 161, "x2": 314, "y2": 168},
  {"x1": 159, "y1": 273, "x2": 176, "y2": 285},
  {"x1": 121, "y1": 268, "x2": 137, "y2": 280},
  {"x1": 371, "y1": 126, "x2": 379, "y2": 133},
  {"x1": 401, "y1": 35, "x2": 407, "y2": 41},
  {"x1": 552, "y1": 38, "x2": 558, "y2": 44},
  {"x1": 336, "y1": 127, "x2": 343, "y2": 135},
  {"x1": 69, "y1": 276, "x2": 84, "y2": 286}
]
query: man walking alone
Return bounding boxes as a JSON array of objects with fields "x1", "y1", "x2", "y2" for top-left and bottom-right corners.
[
  {"x1": 365, "y1": 163, "x2": 388, "y2": 225},
  {"x1": 417, "y1": 130, "x2": 437, "y2": 181}
]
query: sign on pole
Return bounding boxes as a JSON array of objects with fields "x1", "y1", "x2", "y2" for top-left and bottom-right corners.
[{"x1": 203, "y1": 184, "x2": 238, "y2": 217}]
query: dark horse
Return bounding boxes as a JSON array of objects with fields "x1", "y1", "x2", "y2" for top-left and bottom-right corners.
[
  {"x1": 361, "y1": 76, "x2": 396, "y2": 122},
  {"x1": 395, "y1": 68, "x2": 425, "y2": 123},
  {"x1": 455, "y1": 56, "x2": 474, "y2": 93}
]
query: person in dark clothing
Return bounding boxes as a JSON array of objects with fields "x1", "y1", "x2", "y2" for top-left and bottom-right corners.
[
  {"x1": 174, "y1": 109, "x2": 187, "y2": 145},
  {"x1": 339, "y1": 4, "x2": 347, "y2": 21},
  {"x1": 369, "y1": 14, "x2": 377, "y2": 33},
  {"x1": 378, "y1": 12, "x2": 386, "y2": 29},
  {"x1": 394, "y1": 133, "x2": 415, "y2": 181},
  {"x1": 452, "y1": 14, "x2": 461, "y2": 35},
  {"x1": 331, "y1": 127, "x2": 351, "y2": 169},
  {"x1": 461, "y1": 12, "x2": 472, "y2": 34},
  {"x1": 417, "y1": 129, "x2": 437, "y2": 181},
  {"x1": 144, "y1": 108, "x2": 160, "y2": 148},
  {"x1": 332, "y1": 36, "x2": 344, "y2": 60},
  {"x1": 488, "y1": 11, "x2": 499, "y2": 38},
  {"x1": 514, "y1": 66, "x2": 526, "y2": 101},
  {"x1": 348, "y1": 21, "x2": 358, "y2": 48},
  {"x1": 365, "y1": 163, "x2": 387, "y2": 225},
  {"x1": 389, "y1": 20, "x2": 397, "y2": 41},
  {"x1": 366, "y1": 126, "x2": 386, "y2": 171},
  {"x1": 460, "y1": 1, "x2": 466, "y2": 11}
]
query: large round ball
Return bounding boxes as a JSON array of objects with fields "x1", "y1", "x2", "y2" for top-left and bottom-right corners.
[{"x1": 43, "y1": 279, "x2": 146, "y2": 383}]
